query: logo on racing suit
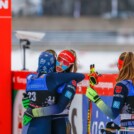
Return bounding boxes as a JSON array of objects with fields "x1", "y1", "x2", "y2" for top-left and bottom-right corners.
[
  {"x1": 65, "y1": 91, "x2": 73, "y2": 99},
  {"x1": 43, "y1": 96, "x2": 55, "y2": 106},
  {"x1": 72, "y1": 80, "x2": 76, "y2": 87},
  {"x1": 113, "y1": 101, "x2": 120, "y2": 109},
  {"x1": 115, "y1": 86, "x2": 122, "y2": 93}
]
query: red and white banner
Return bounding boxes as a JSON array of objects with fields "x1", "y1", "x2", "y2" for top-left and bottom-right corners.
[
  {"x1": 0, "y1": 0, "x2": 11, "y2": 134},
  {"x1": 12, "y1": 71, "x2": 118, "y2": 95},
  {"x1": 76, "y1": 74, "x2": 117, "y2": 96}
]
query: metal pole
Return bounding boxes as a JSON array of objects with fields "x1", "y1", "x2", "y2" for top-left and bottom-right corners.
[
  {"x1": 23, "y1": 45, "x2": 26, "y2": 70},
  {"x1": 20, "y1": 39, "x2": 30, "y2": 70}
]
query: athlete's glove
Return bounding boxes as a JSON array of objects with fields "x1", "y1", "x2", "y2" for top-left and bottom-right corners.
[
  {"x1": 86, "y1": 86, "x2": 100, "y2": 103},
  {"x1": 22, "y1": 93, "x2": 30, "y2": 109},
  {"x1": 88, "y1": 64, "x2": 99, "y2": 87},
  {"x1": 23, "y1": 108, "x2": 33, "y2": 125},
  {"x1": 106, "y1": 122, "x2": 120, "y2": 130},
  {"x1": 100, "y1": 122, "x2": 120, "y2": 134}
]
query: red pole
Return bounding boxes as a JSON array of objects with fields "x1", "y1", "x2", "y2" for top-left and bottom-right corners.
[{"x1": 0, "y1": 0, "x2": 11, "y2": 134}]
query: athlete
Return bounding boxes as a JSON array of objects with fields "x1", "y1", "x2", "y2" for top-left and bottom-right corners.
[
  {"x1": 24, "y1": 49, "x2": 83, "y2": 134},
  {"x1": 51, "y1": 49, "x2": 79, "y2": 134},
  {"x1": 22, "y1": 51, "x2": 85, "y2": 134},
  {"x1": 86, "y1": 52, "x2": 134, "y2": 133},
  {"x1": 22, "y1": 49, "x2": 57, "y2": 109}
]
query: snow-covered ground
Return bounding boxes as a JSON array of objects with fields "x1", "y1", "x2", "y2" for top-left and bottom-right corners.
[{"x1": 12, "y1": 49, "x2": 121, "y2": 74}]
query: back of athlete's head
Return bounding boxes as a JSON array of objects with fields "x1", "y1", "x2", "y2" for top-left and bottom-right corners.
[
  {"x1": 45, "y1": 49, "x2": 57, "y2": 58},
  {"x1": 117, "y1": 52, "x2": 126, "y2": 70},
  {"x1": 37, "y1": 51, "x2": 56, "y2": 75},
  {"x1": 67, "y1": 49, "x2": 78, "y2": 72},
  {"x1": 56, "y1": 49, "x2": 77, "y2": 73},
  {"x1": 116, "y1": 52, "x2": 134, "y2": 83}
]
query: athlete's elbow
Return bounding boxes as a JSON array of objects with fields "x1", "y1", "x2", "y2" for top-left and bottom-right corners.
[{"x1": 77, "y1": 74, "x2": 85, "y2": 82}]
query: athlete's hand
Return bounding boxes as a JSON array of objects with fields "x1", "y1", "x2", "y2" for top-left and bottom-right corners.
[
  {"x1": 23, "y1": 108, "x2": 33, "y2": 125},
  {"x1": 86, "y1": 86, "x2": 100, "y2": 103},
  {"x1": 106, "y1": 122, "x2": 120, "y2": 130},
  {"x1": 88, "y1": 64, "x2": 99, "y2": 87},
  {"x1": 22, "y1": 93, "x2": 30, "y2": 109}
]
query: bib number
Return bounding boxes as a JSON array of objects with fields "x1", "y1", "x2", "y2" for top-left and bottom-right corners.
[{"x1": 28, "y1": 92, "x2": 36, "y2": 101}]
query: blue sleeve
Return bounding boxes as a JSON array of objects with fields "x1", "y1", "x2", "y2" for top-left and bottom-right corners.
[
  {"x1": 93, "y1": 82, "x2": 128, "y2": 120},
  {"x1": 46, "y1": 72, "x2": 84, "y2": 91},
  {"x1": 111, "y1": 82, "x2": 128, "y2": 118},
  {"x1": 53, "y1": 80, "x2": 77, "y2": 112},
  {"x1": 33, "y1": 80, "x2": 77, "y2": 116}
]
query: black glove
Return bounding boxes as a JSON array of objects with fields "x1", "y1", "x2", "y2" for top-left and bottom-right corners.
[
  {"x1": 23, "y1": 107, "x2": 33, "y2": 125},
  {"x1": 106, "y1": 122, "x2": 120, "y2": 130},
  {"x1": 22, "y1": 93, "x2": 30, "y2": 109}
]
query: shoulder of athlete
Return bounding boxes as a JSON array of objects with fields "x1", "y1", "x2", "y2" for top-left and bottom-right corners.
[
  {"x1": 66, "y1": 80, "x2": 77, "y2": 92},
  {"x1": 68, "y1": 80, "x2": 77, "y2": 86},
  {"x1": 114, "y1": 81, "x2": 128, "y2": 96},
  {"x1": 26, "y1": 73, "x2": 37, "y2": 80}
]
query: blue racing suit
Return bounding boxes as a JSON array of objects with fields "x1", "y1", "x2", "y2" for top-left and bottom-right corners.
[
  {"x1": 51, "y1": 80, "x2": 77, "y2": 134},
  {"x1": 111, "y1": 80, "x2": 134, "y2": 134},
  {"x1": 22, "y1": 72, "x2": 84, "y2": 134},
  {"x1": 29, "y1": 79, "x2": 78, "y2": 134},
  {"x1": 95, "y1": 80, "x2": 134, "y2": 134}
]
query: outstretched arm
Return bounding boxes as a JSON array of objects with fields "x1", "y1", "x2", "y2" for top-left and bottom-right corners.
[
  {"x1": 32, "y1": 80, "x2": 76, "y2": 117},
  {"x1": 86, "y1": 86, "x2": 116, "y2": 119},
  {"x1": 47, "y1": 72, "x2": 85, "y2": 90},
  {"x1": 86, "y1": 82, "x2": 128, "y2": 120}
]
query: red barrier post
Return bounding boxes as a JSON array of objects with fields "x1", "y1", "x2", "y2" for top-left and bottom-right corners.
[{"x1": 0, "y1": 0, "x2": 12, "y2": 134}]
